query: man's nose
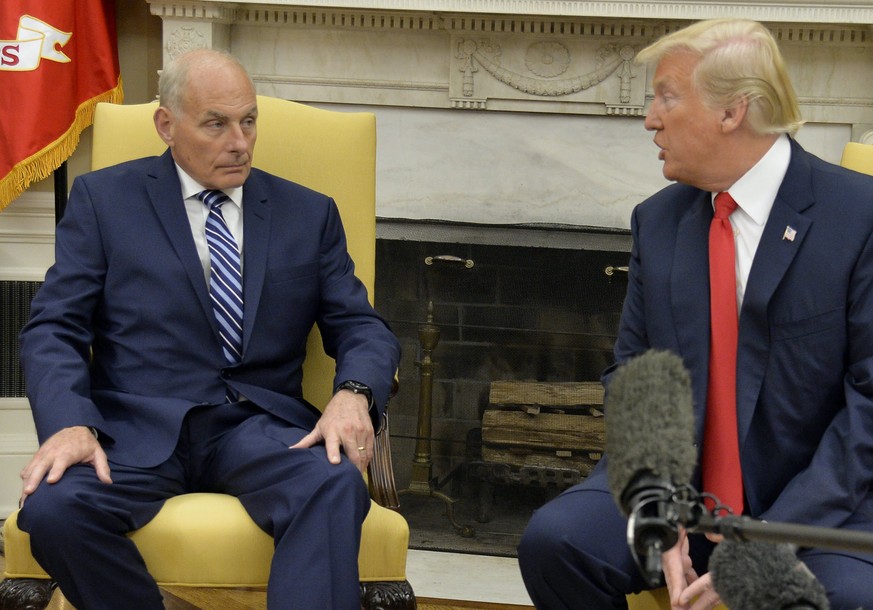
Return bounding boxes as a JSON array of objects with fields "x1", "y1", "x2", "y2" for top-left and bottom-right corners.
[
  {"x1": 226, "y1": 124, "x2": 249, "y2": 151},
  {"x1": 643, "y1": 106, "x2": 660, "y2": 132}
]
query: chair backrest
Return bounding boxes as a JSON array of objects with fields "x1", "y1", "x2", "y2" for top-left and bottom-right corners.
[
  {"x1": 840, "y1": 141, "x2": 873, "y2": 176},
  {"x1": 91, "y1": 96, "x2": 377, "y2": 410}
]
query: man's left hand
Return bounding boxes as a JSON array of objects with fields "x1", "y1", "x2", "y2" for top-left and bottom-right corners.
[{"x1": 290, "y1": 390, "x2": 373, "y2": 473}]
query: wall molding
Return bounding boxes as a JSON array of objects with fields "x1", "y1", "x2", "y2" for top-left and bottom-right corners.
[
  {"x1": 0, "y1": 192, "x2": 55, "y2": 281},
  {"x1": 0, "y1": 405, "x2": 38, "y2": 514},
  {"x1": 0, "y1": 192, "x2": 55, "y2": 242},
  {"x1": 0, "y1": 433, "x2": 38, "y2": 456},
  {"x1": 0, "y1": 398, "x2": 31, "y2": 412}
]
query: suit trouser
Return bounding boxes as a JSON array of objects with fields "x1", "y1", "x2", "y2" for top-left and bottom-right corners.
[
  {"x1": 517, "y1": 462, "x2": 873, "y2": 610},
  {"x1": 17, "y1": 401, "x2": 370, "y2": 610}
]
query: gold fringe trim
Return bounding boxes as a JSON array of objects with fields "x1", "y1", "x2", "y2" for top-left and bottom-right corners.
[{"x1": 0, "y1": 76, "x2": 124, "y2": 212}]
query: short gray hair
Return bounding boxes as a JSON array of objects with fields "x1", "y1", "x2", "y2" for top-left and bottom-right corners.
[{"x1": 158, "y1": 49, "x2": 254, "y2": 114}]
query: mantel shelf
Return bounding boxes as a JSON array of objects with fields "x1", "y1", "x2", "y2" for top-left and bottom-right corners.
[{"x1": 150, "y1": 0, "x2": 873, "y2": 24}]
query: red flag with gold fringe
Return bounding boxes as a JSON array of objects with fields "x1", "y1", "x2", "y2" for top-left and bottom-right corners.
[{"x1": 0, "y1": 0, "x2": 123, "y2": 211}]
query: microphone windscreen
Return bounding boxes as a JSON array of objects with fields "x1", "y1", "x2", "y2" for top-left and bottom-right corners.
[
  {"x1": 605, "y1": 349, "x2": 696, "y2": 515},
  {"x1": 710, "y1": 540, "x2": 829, "y2": 610}
]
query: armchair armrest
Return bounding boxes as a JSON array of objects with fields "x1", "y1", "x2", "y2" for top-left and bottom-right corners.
[
  {"x1": 367, "y1": 376, "x2": 401, "y2": 509},
  {"x1": 368, "y1": 414, "x2": 400, "y2": 510}
]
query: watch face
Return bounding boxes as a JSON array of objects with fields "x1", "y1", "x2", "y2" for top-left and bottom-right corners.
[
  {"x1": 339, "y1": 381, "x2": 371, "y2": 396},
  {"x1": 337, "y1": 381, "x2": 374, "y2": 411}
]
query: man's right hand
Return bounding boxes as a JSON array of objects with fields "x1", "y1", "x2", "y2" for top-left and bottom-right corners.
[
  {"x1": 19, "y1": 425, "x2": 112, "y2": 507},
  {"x1": 662, "y1": 527, "x2": 723, "y2": 610}
]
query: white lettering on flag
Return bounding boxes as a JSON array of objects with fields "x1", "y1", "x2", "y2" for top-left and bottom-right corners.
[{"x1": 1, "y1": 15, "x2": 71, "y2": 71}]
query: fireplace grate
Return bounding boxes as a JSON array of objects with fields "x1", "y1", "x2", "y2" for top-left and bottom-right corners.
[{"x1": 1, "y1": 280, "x2": 42, "y2": 397}]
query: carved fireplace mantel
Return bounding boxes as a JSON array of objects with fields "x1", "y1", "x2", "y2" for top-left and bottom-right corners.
[
  {"x1": 147, "y1": 0, "x2": 873, "y2": 118},
  {"x1": 145, "y1": 0, "x2": 873, "y2": 228}
]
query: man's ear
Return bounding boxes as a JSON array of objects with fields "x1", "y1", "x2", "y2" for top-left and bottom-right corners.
[
  {"x1": 720, "y1": 97, "x2": 749, "y2": 134},
  {"x1": 153, "y1": 107, "x2": 174, "y2": 146}
]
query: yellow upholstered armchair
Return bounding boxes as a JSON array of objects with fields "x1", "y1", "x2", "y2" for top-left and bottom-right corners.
[
  {"x1": 0, "y1": 97, "x2": 414, "y2": 609},
  {"x1": 841, "y1": 141, "x2": 873, "y2": 176}
]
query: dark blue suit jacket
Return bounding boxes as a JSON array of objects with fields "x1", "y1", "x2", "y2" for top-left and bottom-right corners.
[
  {"x1": 20, "y1": 150, "x2": 400, "y2": 468},
  {"x1": 603, "y1": 139, "x2": 873, "y2": 538}
]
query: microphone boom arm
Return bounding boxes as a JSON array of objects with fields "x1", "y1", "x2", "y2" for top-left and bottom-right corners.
[
  {"x1": 694, "y1": 513, "x2": 873, "y2": 555},
  {"x1": 671, "y1": 488, "x2": 873, "y2": 555}
]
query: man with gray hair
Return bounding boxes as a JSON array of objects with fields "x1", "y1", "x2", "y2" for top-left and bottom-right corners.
[
  {"x1": 519, "y1": 19, "x2": 873, "y2": 609},
  {"x1": 17, "y1": 48, "x2": 400, "y2": 609}
]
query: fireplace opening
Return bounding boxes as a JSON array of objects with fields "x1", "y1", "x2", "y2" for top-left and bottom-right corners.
[{"x1": 375, "y1": 219, "x2": 630, "y2": 556}]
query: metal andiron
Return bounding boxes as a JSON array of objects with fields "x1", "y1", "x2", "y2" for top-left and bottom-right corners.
[{"x1": 398, "y1": 255, "x2": 475, "y2": 537}]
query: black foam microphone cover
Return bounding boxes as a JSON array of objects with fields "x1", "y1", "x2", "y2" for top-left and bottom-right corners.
[
  {"x1": 710, "y1": 540, "x2": 830, "y2": 610},
  {"x1": 605, "y1": 349, "x2": 697, "y2": 514}
]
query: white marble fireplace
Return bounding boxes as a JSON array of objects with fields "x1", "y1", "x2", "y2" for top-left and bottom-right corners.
[{"x1": 146, "y1": 0, "x2": 873, "y2": 234}]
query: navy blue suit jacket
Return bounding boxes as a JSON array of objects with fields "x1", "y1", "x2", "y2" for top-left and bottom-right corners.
[
  {"x1": 20, "y1": 150, "x2": 400, "y2": 468},
  {"x1": 603, "y1": 139, "x2": 873, "y2": 537}
]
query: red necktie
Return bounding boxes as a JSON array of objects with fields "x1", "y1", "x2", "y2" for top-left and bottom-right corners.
[{"x1": 703, "y1": 191, "x2": 744, "y2": 514}]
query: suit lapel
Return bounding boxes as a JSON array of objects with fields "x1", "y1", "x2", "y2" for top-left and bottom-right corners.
[
  {"x1": 240, "y1": 175, "x2": 271, "y2": 356},
  {"x1": 144, "y1": 155, "x2": 273, "y2": 360},
  {"x1": 736, "y1": 141, "x2": 814, "y2": 446},
  {"x1": 145, "y1": 151, "x2": 215, "y2": 326},
  {"x1": 672, "y1": 191, "x2": 714, "y2": 440}
]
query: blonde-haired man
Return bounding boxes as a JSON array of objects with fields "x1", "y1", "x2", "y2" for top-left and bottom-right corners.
[{"x1": 519, "y1": 19, "x2": 873, "y2": 609}]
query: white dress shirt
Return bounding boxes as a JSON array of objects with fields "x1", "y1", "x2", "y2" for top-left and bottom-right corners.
[
  {"x1": 715, "y1": 134, "x2": 791, "y2": 312},
  {"x1": 175, "y1": 165, "x2": 245, "y2": 284}
]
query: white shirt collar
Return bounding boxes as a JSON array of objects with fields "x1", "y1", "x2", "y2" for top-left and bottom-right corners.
[
  {"x1": 175, "y1": 163, "x2": 243, "y2": 208},
  {"x1": 717, "y1": 134, "x2": 791, "y2": 226}
]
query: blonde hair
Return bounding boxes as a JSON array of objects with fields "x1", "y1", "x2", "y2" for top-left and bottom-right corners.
[{"x1": 637, "y1": 19, "x2": 803, "y2": 136}]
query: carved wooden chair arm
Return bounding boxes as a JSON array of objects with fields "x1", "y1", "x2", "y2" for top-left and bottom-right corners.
[{"x1": 367, "y1": 377, "x2": 401, "y2": 510}]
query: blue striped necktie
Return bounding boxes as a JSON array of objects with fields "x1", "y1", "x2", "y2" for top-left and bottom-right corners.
[{"x1": 197, "y1": 189, "x2": 243, "y2": 401}]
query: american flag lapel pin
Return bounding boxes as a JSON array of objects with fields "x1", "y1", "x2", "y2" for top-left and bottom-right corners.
[{"x1": 783, "y1": 225, "x2": 797, "y2": 242}]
